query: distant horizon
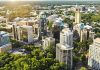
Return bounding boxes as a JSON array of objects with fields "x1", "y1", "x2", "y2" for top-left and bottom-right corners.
[{"x1": 0, "y1": 0, "x2": 100, "y2": 1}]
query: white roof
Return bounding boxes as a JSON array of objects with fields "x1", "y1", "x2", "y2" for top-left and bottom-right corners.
[
  {"x1": 0, "y1": 16, "x2": 6, "y2": 21},
  {"x1": 39, "y1": 11, "x2": 45, "y2": 15},
  {"x1": 84, "y1": 25, "x2": 92, "y2": 29},
  {"x1": 47, "y1": 14, "x2": 58, "y2": 21},
  {"x1": 12, "y1": 51, "x2": 22, "y2": 55},
  {"x1": 74, "y1": 23, "x2": 92, "y2": 30},
  {"x1": 21, "y1": 25, "x2": 32, "y2": 29},
  {"x1": 0, "y1": 31, "x2": 7, "y2": 35},
  {"x1": 57, "y1": 43, "x2": 73, "y2": 50},
  {"x1": 62, "y1": 28, "x2": 72, "y2": 33},
  {"x1": 14, "y1": 17, "x2": 23, "y2": 22},
  {"x1": 6, "y1": 25, "x2": 12, "y2": 29},
  {"x1": 94, "y1": 38, "x2": 100, "y2": 43}
]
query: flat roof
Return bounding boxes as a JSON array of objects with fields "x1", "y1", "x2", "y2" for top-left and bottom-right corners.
[
  {"x1": 0, "y1": 31, "x2": 7, "y2": 36},
  {"x1": 56, "y1": 43, "x2": 73, "y2": 50},
  {"x1": 94, "y1": 38, "x2": 100, "y2": 43}
]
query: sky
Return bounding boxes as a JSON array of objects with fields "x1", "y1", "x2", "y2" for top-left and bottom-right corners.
[{"x1": 0, "y1": 0, "x2": 100, "y2": 1}]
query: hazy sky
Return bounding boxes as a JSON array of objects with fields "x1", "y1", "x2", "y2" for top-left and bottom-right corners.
[{"x1": 0, "y1": 0, "x2": 100, "y2": 1}]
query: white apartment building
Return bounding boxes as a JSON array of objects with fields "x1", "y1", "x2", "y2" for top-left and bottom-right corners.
[
  {"x1": 88, "y1": 38, "x2": 100, "y2": 70},
  {"x1": 56, "y1": 27, "x2": 73, "y2": 70},
  {"x1": 73, "y1": 23, "x2": 94, "y2": 41},
  {"x1": 60, "y1": 27, "x2": 73, "y2": 47},
  {"x1": 0, "y1": 31, "x2": 12, "y2": 53},
  {"x1": 12, "y1": 24, "x2": 34, "y2": 43},
  {"x1": 42, "y1": 37, "x2": 55, "y2": 49}
]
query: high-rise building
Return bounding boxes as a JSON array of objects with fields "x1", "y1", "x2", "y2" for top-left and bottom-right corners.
[
  {"x1": 74, "y1": 5, "x2": 94, "y2": 42},
  {"x1": 52, "y1": 17, "x2": 64, "y2": 43},
  {"x1": 56, "y1": 44, "x2": 73, "y2": 70},
  {"x1": 56, "y1": 27, "x2": 73, "y2": 70},
  {"x1": 73, "y1": 23, "x2": 94, "y2": 42},
  {"x1": 75, "y1": 5, "x2": 81, "y2": 24},
  {"x1": 12, "y1": 25, "x2": 33, "y2": 43},
  {"x1": 88, "y1": 38, "x2": 100, "y2": 70},
  {"x1": 60, "y1": 27, "x2": 73, "y2": 47},
  {"x1": 38, "y1": 12, "x2": 48, "y2": 40},
  {"x1": 33, "y1": 20, "x2": 39, "y2": 35},
  {"x1": 20, "y1": 26, "x2": 34, "y2": 43},
  {"x1": 42, "y1": 37, "x2": 55, "y2": 49},
  {"x1": 74, "y1": 5, "x2": 82, "y2": 41},
  {"x1": 12, "y1": 23, "x2": 18, "y2": 40},
  {"x1": 0, "y1": 31, "x2": 12, "y2": 53}
]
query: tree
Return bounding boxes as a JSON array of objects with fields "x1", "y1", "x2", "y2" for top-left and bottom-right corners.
[
  {"x1": 63, "y1": 18, "x2": 73, "y2": 28},
  {"x1": 92, "y1": 15, "x2": 100, "y2": 22},
  {"x1": 50, "y1": 62, "x2": 67, "y2": 70},
  {"x1": 45, "y1": 46, "x2": 56, "y2": 58},
  {"x1": 47, "y1": 21, "x2": 53, "y2": 30},
  {"x1": 5, "y1": 5, "x2": 32, "y2": 21},
  {"x1": 0, "y1": 44, "x2": 66, "y2": 70},
  {"x1": 81, "y1": 13, "x2": 94, "y2": 24},
  {"x1": 10, "y1": 40, "x2": 22, "y2": 48},
  {"x1": 79, "y1": 67, "x2": 87, "y2": 70}
]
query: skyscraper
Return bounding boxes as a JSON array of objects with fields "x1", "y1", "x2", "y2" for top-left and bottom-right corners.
[
  {"x1": 19, "y1": 26, "x2": 33, "y2": 43},
  {"x1": 56, "y1": 27, "x2": 73, "y2": 70},
  {"x1": 88, "y1": 38, "x2": 100, "y2": 70},
  {"x1": 12, "y1": 25, "x2": 33, "y2": 43},
  {"x1": 60, "y1": 27, "x2": 73, "y2": 47},
  {"x1": 42, "y1": 37, "x2": 55, "y2": 49},
  {"x1": 0, "y1": 31, "x2": 12, "y2": 53},
  {"x1": 38, "y1": 12, "x2": 47, "y2": 40},
  {"x1": 74, "y1": 5, "x2": 82, "y2": 42},
  {"x1": 73, "y1": 23, "x2": 94, "y2": 42},
  {"x1": 12, "y1": 23, "x2": 18, "y2": 40},
  {"x1": 75, "y1": 5, "x2": 81, "y2": 24}
]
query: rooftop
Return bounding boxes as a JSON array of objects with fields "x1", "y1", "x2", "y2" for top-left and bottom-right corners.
[
  {"x1": 56, "y1": 43, "x2": 73, "y2": 50},
  {"x1": 61, "y1": 28, "x2": 73, "y2": 34},
  {"x1": 94, "y1": 38, "x2": 100, "y2": 43},
  {"x1": 0, "y1": 31, "x2": 7, "y2": 36},
  {"x1": 21, "y1": 25, "x2": 33, "y2": 29}
]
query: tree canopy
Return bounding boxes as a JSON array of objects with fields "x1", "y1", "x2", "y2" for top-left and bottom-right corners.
[{"x1": 0, "y1": 44, "x2": 66, "y2": 70}]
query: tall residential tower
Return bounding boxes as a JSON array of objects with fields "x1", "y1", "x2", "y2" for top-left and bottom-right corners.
[
  {"x1": 88, "y1": 38, "x2": 100, "y2": 70},
  {"x1": 56, "y1": 27, "x2": 73, "y2": 70},
  {"x1": 75, "y1": 5, "x2": 81, "y2": 24}
]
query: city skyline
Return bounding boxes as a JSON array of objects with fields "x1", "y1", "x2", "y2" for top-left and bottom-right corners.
[
  {"x1": 0, "y1": 0, "x2": 100, "y2": 70},
  {"x1": 0, "y1": 0, "x2": 100, "y2": 1}
]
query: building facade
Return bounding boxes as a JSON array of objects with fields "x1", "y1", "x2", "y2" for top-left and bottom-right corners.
[
  {"x1": 42, "y1": 37, "x2": 55, "y2": 49},
  {"x1": 38, "y1": 12, "x2": 48, "y2": 40},
  {"x1": 12, "y1": 25, "x2": 34, "y2": 43},
  {"x1": 88, "y1": 38, "x2": 100, "y2": 70},
  {"x1": 56, "y1": 44, "x2": 73, "y2": 70},
  {"x1": 0, "y1": 31, "x2": 12, "y2": 53},
  {"x1": 60, "y1": 28, "x2": 73, "y2": 47},
  {"x1": 73, "y1": 23, "x2": 94, "y2": 42},
  {"x1": 75, "y1": 6, "x2": 81, "y2": 24},
  {"x1": 56, "y1": 27, "x2": 73, "y2": 70}
]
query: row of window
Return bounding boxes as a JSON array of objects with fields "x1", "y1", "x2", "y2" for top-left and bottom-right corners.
[{"x1": 0, "y1": 36, "x2": 10, "y2": 46}]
